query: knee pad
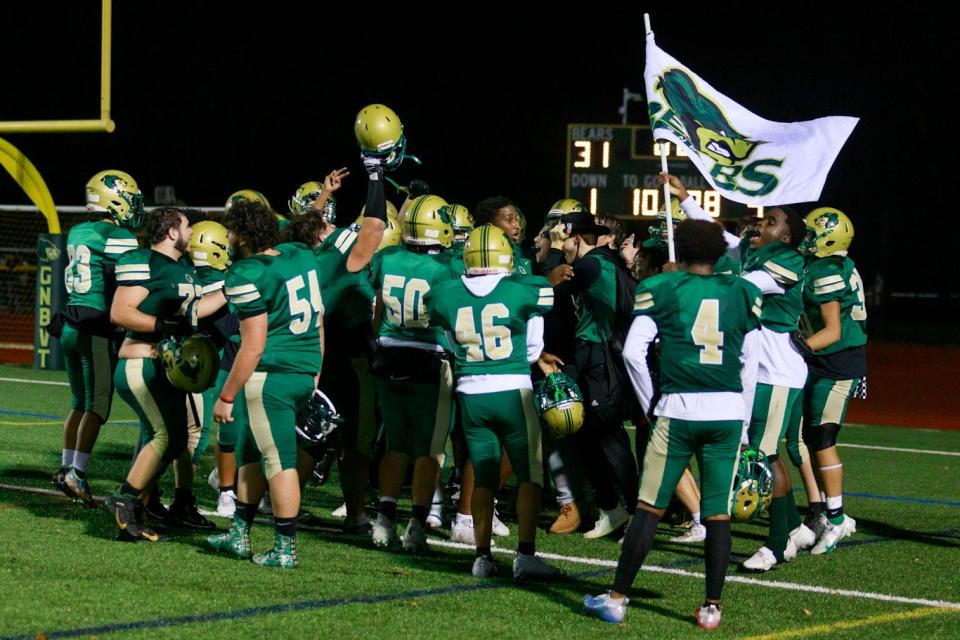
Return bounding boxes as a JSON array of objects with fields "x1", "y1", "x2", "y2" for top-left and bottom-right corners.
[{"x1": 803, "y1": 422, "x2": 840, "y2": 451}]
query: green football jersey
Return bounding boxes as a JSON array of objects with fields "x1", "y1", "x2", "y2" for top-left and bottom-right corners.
[
  {"x1": 115, "y1": 248, "x2": 202, "y2": 342},
  {"x1": 315, "y1": 227, "x2": 374, "y2": 329},
  {"x1": 428, "y1": 274, "x2": 553, "y2": 377},
  {"x1": 714, "y1": 253, "x2": 741, "y2": 276},
  {"x1": 740, "y1": 239, "x2": 804, "y2": 333},
  {"x1": 803, "y1": 255, "x2": 867, "y2": 355},
  {"x1": 370, "y1": 245, "x2": 452, "y2": 346},
  {"x1": 575, "y1": 253, "x2": 618, "y2": 344},
  {"x1": 512, "y1": 244, "x2": 533, "y2": 276},
  {"x1": 224, "y1": 242, "x2": 323, "y2": 374},
  {"x1": 634, "y1": 271, "x2": 762, "y2": 394},
  {"x1": 64, "y1": 221, "x2": 139, "y2": 311},
  {"x1": 194, "y1": 265, "x2": 226, "y2": 295}
]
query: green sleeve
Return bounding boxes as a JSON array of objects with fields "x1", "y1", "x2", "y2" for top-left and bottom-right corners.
[
  {"x1": 115, "y1": 249, "x2": 152, "y2": 287},
  {"x1": 224, "y1": 260, "x2": 268, "y2": 320},
  {"x1": 806, "y1": 259, "x2": 849, "y2": 304}
]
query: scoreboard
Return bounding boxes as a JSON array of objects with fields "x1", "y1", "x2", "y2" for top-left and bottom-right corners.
[{"x1": 565, "y1": 124, "x2": 764, "y2": 220}]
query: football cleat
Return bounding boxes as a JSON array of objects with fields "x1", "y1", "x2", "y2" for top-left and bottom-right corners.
[
  {"x1": 169, "y1": 495, "x2": 217, "y2": 530},
  {"x1": 789, "y1": 523, "x2": 817, "y2": 551},
  {"x1": 372, "y1": 513, "x2": 399, "y2": 548},
  {"x1": 513, "y1": 553, "x2": 564, "y2": 580},
  {"x1": 207, "y1": 520, "x2": 252, "y2": 559},
  {"x1": 401, "y1": 518, "x2": 429, "y2": 553},
  {"x1": 549, "y1": 502, "x2": 581, "y2": 535},
  {"x1": 52, "y1": 466, "x2": 75, "y2": 499},
  {"x1": 670, "y1": 522, "x2": 706, "y2": 543},
  {"x1": 343, "y1": 515, "x2": 372, "y2": 536},
  {"x1": 584, "y1": 506, "x2": 629, "y2": 540},
  {"x1": 331, "y1": 502, "x2": 348, "y2": 518},
  {"x1": 64, "y1": 468, "x2": 98, "y2": 508},
  {"x1": 252, "y1": 533, "x2": 299, "y2": 569},
  {"x1": 583, "y1": 592, "x2": 628, "y2": 624},
  {"x1": 492, "y1": 506, "x2": 510, "y2": 537},
  {"x1": 451, "y1": 519, "x2": 480, "y2": 546},
  {"x1": 783, "y1": 537, "x2": 799, "y2": 562},
  {"x1": 426, "y1": 489, "x2": 444, "y2": 529},
  {"x1": 472, "y1": 555, "x2": 499, "y2": 578},
  {"x1": 106, "y1": 495, "x2": 161, "y2": 543},
  {"x1": 695, "y1": 603, "x2": 723, "y2": 630},
  {"x1": 216, "y1": 490, "x2": 237, "y2": 518},
  {"x1": 742, "y1": 546, "x2": 778, "y2": 572},
  {"x1": 143, "y1": 488, "x2": 175, "y2": 527},
  {"x1": 811, "y1": 515, "x2": 856, "y2": 555}
]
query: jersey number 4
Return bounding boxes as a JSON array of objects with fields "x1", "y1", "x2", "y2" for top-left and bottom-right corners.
[
  {"x1": 455, "y1": 303, "x2": 512, "y2": 362},
  {"x1": 691, "y1": 299, "x2": 724, "y2": 365}
]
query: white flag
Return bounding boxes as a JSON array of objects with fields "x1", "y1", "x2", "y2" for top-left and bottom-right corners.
[{"x1": 644, "y1": 33, "x2": 858, "y2": 205}]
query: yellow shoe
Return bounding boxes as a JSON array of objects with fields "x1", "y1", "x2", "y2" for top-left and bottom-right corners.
[{"x1": 549, "y1": 502, "x2": 581, "y2": 535}]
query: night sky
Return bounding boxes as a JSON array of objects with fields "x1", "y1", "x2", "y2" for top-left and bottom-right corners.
[{"x1": 1, "y1": 5, "x2": 952, "y2": 295}]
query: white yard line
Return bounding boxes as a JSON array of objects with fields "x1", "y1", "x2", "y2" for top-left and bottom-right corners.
[{"x1": 0, "y1": 376, "x2": 69, "y2": 386}]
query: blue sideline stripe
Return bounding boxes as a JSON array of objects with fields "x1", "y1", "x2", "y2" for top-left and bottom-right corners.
[
  {"x1": 3, "y1": 569, "x2": 610, "y2": 640},
  {"x1": 0, "y1": 409, "x2": 138, "y2": 426},
  {"x1": 790, "y1": 487, "x2": 960, "y2": 508}
]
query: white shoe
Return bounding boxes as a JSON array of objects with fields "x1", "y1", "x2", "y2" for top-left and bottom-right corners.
[
  {"x1": 372, "y1": 513, "x2": 398, "y2": 548},
  {"x1": 258, "y1": 492, "x2": 272, "y2": 515},
  {"x1": 401, "y1": 518, "x2": 429, "y2": 552},
  {"x1": 696, "y1": 603, "x2": 723, "y2": 630},
  {"x1": 513, "y1": 553, "x2": 564, "y2": 580},
  {"x1": 216, "y1": 490, "x2": 236, "y2": 518},
  {"x1": 584, "y1": 506, "x2": 629, "y2": 540},
  {"x1": 811, "y1": 515, "x2": 856, "y2": 555},
  {"x1": 670, "y1": 523, "x2": 706, "y2": 543},
  {"x1": 207, "y1": 468, "x2": 219, "y2": 492},
  {"x1": 427, "y1": 489, "x2": 443, "y2": 529},
  {"x1": 331, "y1": 502, "x2": 347, "y2": 518},
  {"x1": 491, "y1": 510, "x2": 510, "y2": 537},
  {"x1": 472, "y1": 555, "x2": 498, "y2": 578},
  {"x1": 583, "y1": 592, "x2": 628, "y2": 623},
  {"x1": 451, "y1": 519, "x2": 477, "y2": 545},
  {"x1": 783, "y1": 537, "x2": 798, "y2": 562},
  {"x1": 742, "y1": 546, "x2": 778, "y2": 572},
  {"x1": 789, "y1": 523, "x2": 816, "y2": 551},
  {"x1": 812, "y1": 513, "x2": 828, "y2": 538}
]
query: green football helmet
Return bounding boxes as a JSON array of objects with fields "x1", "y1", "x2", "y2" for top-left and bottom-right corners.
[
  {"x1": 463, "y1": 224, "x2": 514, "y2": 275},
  {"x1": 157, "y1": 334, "x2": 220, "y2": 393},
  {"x1": 403, "y1": 195, "x2": 452, "y2": 248},
  {"x1": 534, "y1": 372, "x2": 585, "y2": 438},
  {"x1": 801, "y1": 207, "x2": 854, "y2": 257},
  {"x1": 546, "y1": 198, "x2": 587, "y2": 225},
  {"x1": 731, "y1": 448, "x2": 774, "y2": 522},
  {"x1": 224, "y1": 189, "x2": 272, "y2": 214},
  {"x1": 354, "y1": 103, "x2": 411, "y2": 172},
  {"x1": 646, "y1": 197, "x2": 686, "y2": 249},
  {"x1": 440, "y1": 204, "x2": 473, "y2": 249},
  {"x1": 295, "y1": 389, "x2": 344, "y2": 446},
  {"x1": 86, "y1": 170, "x2": 145, "y2": 229},
  {"x1": 288, "y1": 180, "x2": 333, "y2": 220},
  {"x1": 188, "y1": 221, "x2": 231, "y2": 271}
]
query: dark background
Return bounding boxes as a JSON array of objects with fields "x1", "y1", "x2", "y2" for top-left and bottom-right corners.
[{"x1": 0, "y1": 4, "x2": 954, "y2": 304}]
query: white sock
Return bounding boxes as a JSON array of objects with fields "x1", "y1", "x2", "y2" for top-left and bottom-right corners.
[
  {"x1": 692, "y1": 511, "x2": 701, "y2": 526},
  {"x1": 73, "y1": 452, "x2": 90, "y2": 473},
  {"x1": 62, "y1": 449, "x2": 76, "y2": 467},
  {"x1": 819, "y1": 491, "x2": 826, "y2": 503},
  {"x1": 826, "y1": 495, "x2": 843, "y2": 511}
]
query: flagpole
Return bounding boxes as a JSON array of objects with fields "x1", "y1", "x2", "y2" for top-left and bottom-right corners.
[{"x1": 645, "y1": 13, "x2": 676, "y2": 262}]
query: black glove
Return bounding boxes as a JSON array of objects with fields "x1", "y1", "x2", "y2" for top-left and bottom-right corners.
[
  {"x1": 155, "y1": 315, "x2": 192, "y2": 337},
  {"x1": 408, "y1": 179, "x2": 430, "y2": 198}
]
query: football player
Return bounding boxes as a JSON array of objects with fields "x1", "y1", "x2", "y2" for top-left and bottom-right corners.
[
  {"x1": 584, "y1": 220, "x2": 761, "y2": 630},
  {"x1": 799, "y1": 208, "x2": 866, "y2": 554},
  {"x1": 107, "y1": 207, "x2": 225, "y2": 541},
  {"x1": 186, "y1": 220, "x2": 241, "y2": 517},
  {"x1": 544, "y1": 211, "x2": 638, "y2": 540},
  {"x1": 368, "y1": 194, "x2": 455, "y2": 551},
  {"x1": 50, "y1": 170, "x2": 143, "y2": 506},
  {"x1": 288, "y1": 166, "x2": 350, "y2": 222},
  {"x1": 427, "y1": 224, "x2": 563, "y2": 580},
  {"x1": 209, "y1": 155, "x2": 387, "y2": 567}
]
